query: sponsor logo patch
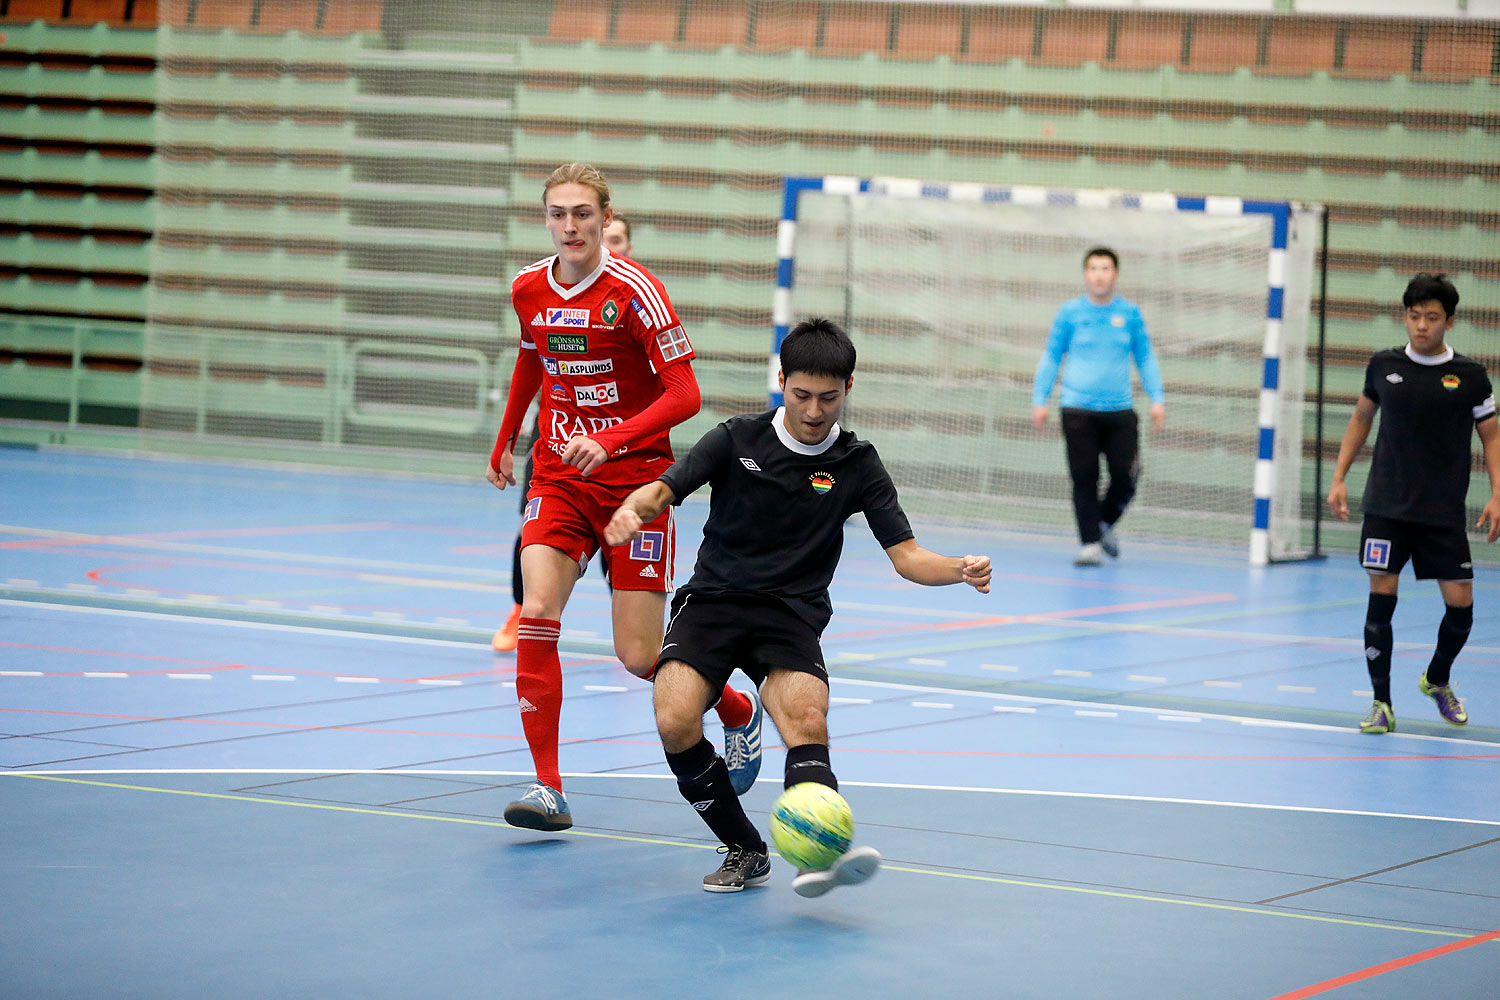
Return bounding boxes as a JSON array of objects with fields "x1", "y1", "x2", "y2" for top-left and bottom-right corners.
[
  {"x1": 1385, "y1": 372, "x2": 1403, "y2": 383},
  {"x1": 557, "y1": 357, "x2": 614, "y2": 376},
  {"x1": 739, "y1": 457, "x2": 761, "y2": 472},
  {"x1": 1111, "y1": 315, "x2": 1126, "y2": 327},
  {"x1": 518, "y1": 696, "x2": 537, "y2": 713},
  {"x1": 630, "y1": 296, "x2": 649, "y2": 322},
  {"x1": 809, "y1": 472, "x2": 835, "y2": 495},
  {"x1": 1442, "y1": 374, "x2": 1461, "y2": 390},
  {"x1": 542, "y1": 356, "x2": 560, "y2": 376},
  {"x1": 1362, "y1": 537, "x2": 1391, "y2": 569},
  {"x1": 655, "y1": 325, "x2": 692, "y2": 362},
  {"x1": 550, "y1": 383, "x2": 568, "y2": 401},
  {"x1": 547, "y1": 333, "x2": 588, "y2": 353},
  {"x1": 574, "y1": 381, "x2": 619, "y2": 407},
  {"x1": 638, "y1": 564, "x2": 657, "y2": 578},
  {"x1": 523, "y1": 497, "x2": 542, "y2": 523},
  {"x1": 630, "y1": 529, "x2": 665, "y2": 562},
  {"x1": 541, "y1": 307, "x2": 589, "y2": 328},
  {"x1": 601, "y1": 299, "x2": 619, "y2": 325}
]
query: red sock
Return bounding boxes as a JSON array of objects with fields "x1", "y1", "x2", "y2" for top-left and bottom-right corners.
[
  {"x1": 713, "y1": 685, "x2": 753, "y2": 728},
  {"x1": 515, "y1": 617, "x2": 563, "y2": 790}
]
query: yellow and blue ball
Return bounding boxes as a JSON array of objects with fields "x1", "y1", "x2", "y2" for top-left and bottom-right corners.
[{"x1": 770, "y1": 782, "x2": 853, "y2": 870}]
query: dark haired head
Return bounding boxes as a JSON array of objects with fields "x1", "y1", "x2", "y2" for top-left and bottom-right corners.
[
  {"x1": 780, "y1": 317, "x2": 857, "y2": 382},
  {"x1": 1084, "y1": 247, "x2": 1118, "y2": 269},
  {"x1": 610, "y1": 215, "x2": 631, "y2": 239},
  {"x1": 1402, "y1": 272, "x2": 1458, "y2": 318}
]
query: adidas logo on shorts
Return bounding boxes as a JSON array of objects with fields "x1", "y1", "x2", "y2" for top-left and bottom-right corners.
[
  {"x1": 639, "y1": 565, "x2": 657, "y2": 578},
  {"x1": 518, "y1": 696, "x2": 538, "y2": 713}
]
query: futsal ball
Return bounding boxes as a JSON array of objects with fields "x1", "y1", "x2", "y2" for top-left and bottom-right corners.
[{"x1": 770, "y1": 782, "x2": 854, "y2": 871}]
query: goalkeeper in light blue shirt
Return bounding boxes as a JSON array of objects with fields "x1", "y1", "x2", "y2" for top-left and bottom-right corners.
[{"x1": 1031, "y1": 247, "x2": 1166, "y2": 566}]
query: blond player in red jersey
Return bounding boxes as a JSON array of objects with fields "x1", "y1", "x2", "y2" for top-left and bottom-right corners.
[{"x1": 486, "y1": 164, "x2": 759, "y2": 831}]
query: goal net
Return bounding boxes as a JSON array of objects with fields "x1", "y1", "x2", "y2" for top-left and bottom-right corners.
[{"x1": 778, "y1": 176, "x2": 1320, "y2": 563}]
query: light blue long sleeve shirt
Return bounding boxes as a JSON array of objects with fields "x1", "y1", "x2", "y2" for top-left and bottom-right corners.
[{"x1": 1031, "y1": 294, "x2": 1165, "y2": 411}]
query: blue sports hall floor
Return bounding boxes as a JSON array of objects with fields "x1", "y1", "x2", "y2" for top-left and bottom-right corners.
[{"x1": 1, "y1": 446, "x2": 1496, "y2": 999}]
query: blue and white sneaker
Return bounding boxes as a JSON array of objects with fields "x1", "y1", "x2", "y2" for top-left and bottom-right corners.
[
  {"x1": 724, "y1": 688, "x2": 763, "y2": 796},
  {"x1": 791, "y1": 845, "x2": 881, "y2": 898},
  {"x1": 503, "y1": 782, "x2": 572, "y2": 831}
]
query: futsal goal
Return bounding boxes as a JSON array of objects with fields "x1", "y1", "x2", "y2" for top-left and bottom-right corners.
[{"x1": 773, "y1": 176, "x2": 1323, "y2": 565}]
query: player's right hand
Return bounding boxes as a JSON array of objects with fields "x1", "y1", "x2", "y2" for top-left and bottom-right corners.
[
  {"x1": 962, "y1": 554, "x2": 992, "y2": 594},
  {"x1": 604, "y1": 506, "x2": 642, "y2": 547},
  {"x1": 1326, "y1": 480, "x2": 1348, "y2": 521},
  {"x1": 1031, "y1": 406, "x2": 1048, "y2": 431}
]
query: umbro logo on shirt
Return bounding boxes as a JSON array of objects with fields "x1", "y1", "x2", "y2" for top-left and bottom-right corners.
[
  {"x1": 1386, "y1": 373, "x2": 1403, "y2": 383},
  {"x1": 639, "y1": 565, "x2": 658, "y2": 578},
  {"x1": 739, "y1": 458, "x2": 761, "y2": 471}
]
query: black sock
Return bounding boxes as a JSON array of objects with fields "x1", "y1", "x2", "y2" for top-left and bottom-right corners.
[
  {"x1": 784, "y1": 743, "x2": 837, "y2": 792},
  {"x1": 1364, "y1": 593, "x2": 1398, "y2": 705},
  {"x1": 1425, "y1": 603, "x2": 1472, "y2": 687},
  {"x1": 510, "y1": 540, "x2": 524, "y2": 607},
  {"x1": 665, "y1": 738, "x2": 764, "y2": 853}
]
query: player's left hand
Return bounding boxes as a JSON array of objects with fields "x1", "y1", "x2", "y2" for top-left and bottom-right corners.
[
  {"x1": 962, "y1": 554, "x2": 992, "y2": 593},
  {"x1": 560, "y1": 436, "x2": 609, "y2": 477},
  {"x1": 1149, "y1": 404, "x2": 1165, "y2": 432},
  {"x1": 1478, "y1": 497, "x2": 1500, "y2": 543}
]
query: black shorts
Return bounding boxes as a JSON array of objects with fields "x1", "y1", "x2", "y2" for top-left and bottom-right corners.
[
  {"x1": 655, "y1": 591, "x2": 828, "y2": 692},
  {"x1": 1359, "y1": 513, "x2": 1473, "y2": 581}
]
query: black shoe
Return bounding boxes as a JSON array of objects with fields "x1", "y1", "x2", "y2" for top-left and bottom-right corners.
[{"x1": 702, "y1": 845, "x2": 771, "y2": 893}]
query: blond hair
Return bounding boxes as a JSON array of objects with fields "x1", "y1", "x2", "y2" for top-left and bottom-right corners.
[{"x1": 541, "y1": 162, "x2": 611, "y2": 212}]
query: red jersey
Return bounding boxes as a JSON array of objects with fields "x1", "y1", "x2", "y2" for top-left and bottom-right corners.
[{"x1": 508, "y1": 249, "x2": 696, "y2": 488}]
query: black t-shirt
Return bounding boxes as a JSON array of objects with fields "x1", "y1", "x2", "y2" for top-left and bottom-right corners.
[
  {"x1": 1361, "y1": 345, "x2": 1496, "y2": 527},
  {"x1": 658, "y1": 408, "x2": 915, "y2": 634}
]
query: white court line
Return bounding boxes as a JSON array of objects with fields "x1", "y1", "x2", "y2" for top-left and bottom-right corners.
[
  {"x1": 1129, "y1": 675, "x2": 1167, "y2": 683},
  {"x1": 252, "y1": 674, "x2": 296, "y2": 682},
  {"x1": 335, "y1": 676, "x2": 379, "y2": 684},
  {"x1": 980, "y1": 664, "x2": 1019, "y2": 672},
  {"x1": 167, "y1": 673, "x2": 211, "y2": 681},
  {"x1": 4, "y1": 769, "x2": 1496, "y2": 827},
  {"x1": 1054, "y1": 669, "x2": 1093, "y2": 678},
  {"x1": 828, "y1": 676, "x2": 1492, "y2": 748},
  {"x1": 1278, "y1": 685, "x2": 1317, "y2": 694},
  {"x1": 909, "y1": 657, "x2": 947, "y2": 666},
  {"x1": 1158, "y1": 715, "x2": 1201, "y2": 722},
  {"x1": 1204, "y1": 680, "x2": 1242, "y2": 689},
  {"x1": 1, "y1": 670, "x2": 43, "y2": 677},
  {"x1": 83, "y1": 672, "x2": 127, "y2": 678},
  {"x1": 829, "y1": 696, "x2": 872, "y2": 704},
  {"x1": 912, "y1": 701, "x2": 955, "y2": 709},
  {"x1": 418, "y1": 679, "x2": 462, "y2": 687},
  {"x1": 583, "y1": 685, "x2": 628, "y2": 693}
]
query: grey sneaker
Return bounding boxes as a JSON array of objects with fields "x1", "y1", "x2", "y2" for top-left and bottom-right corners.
[
  {"x1": 1074, "y1": 542, "x2": 1103, "y2": 566},
  {"x1": 723, "y1": 687, "x2": 763, "y2": 796},
  {"x1": 703, "y1": 845, "x2": 771, "y2": 893},
  {"x1": 1099, "y1": 522, "x2": 1120, "y2": 558},
  {"x1": 1418, "y1": 672, "x2": 1468, "y2": 726},
  {"x1": 791, "y1": 845, "x2": 881, "y2": 898},
  {"x1": 1359, "y1": 700, "x2": 1395, "y2": 734},
  {"x1": 503, "y1": 782, "x2": 572, "y2": 831}
]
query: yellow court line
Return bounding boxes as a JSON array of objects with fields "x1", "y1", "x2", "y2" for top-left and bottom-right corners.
[
  {"x1": 15, "y1": 773, "x2": 714, "y2": 852},
  {"x1": 878, "y1": 865, "x2": 1482, "y2": 940},
  {"x1": 15, "y1": 773, "x2": 1491, "y2": 944}
]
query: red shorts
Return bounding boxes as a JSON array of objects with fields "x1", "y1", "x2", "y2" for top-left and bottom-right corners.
[{"x1": 519, "y1": 478, "x2": 674, "y2": 593}]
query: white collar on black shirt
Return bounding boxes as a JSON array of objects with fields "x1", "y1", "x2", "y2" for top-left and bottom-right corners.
[
  {"x1": 1405, "y1": 343, "x2": 1454, "y2": 366},
  {"x1": 773, "y1": 406, "x2": 840, "y2": 455}
]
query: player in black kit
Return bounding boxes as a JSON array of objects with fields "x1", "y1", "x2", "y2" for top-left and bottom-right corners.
[
  {"x1": 604, "y1": 317, "x2": 992, "y2": 894},
  {"x1": 1328, "y1": 273, "x2": 1500, "y2": 733}
]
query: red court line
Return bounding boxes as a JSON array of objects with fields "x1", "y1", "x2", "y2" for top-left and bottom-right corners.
[
  {"x1": 1265, "y1": 926, "x2": 1500, "y2": 999},
  {"x1": 0, "y1": 706, "x2": 656, "y2": 746},
  {"x1": 0, "y1": 522, "x2": 395, "y2": 550}
]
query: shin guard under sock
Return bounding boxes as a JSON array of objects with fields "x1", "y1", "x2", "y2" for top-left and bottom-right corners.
[
  {"x1": 1426, "y1": 603, "x2": 1472, "y2": 687},
  {"x1": 1364, "y1": 593, "x2": 1397, "y2": 705},
  {"x1": 515, "y1": 617, "x2": 563, "y2": 789},
  {"x1": 666, "y1": 738, "x2": 764, "y2": 851},
  {"x1": 784, "y1": 743, "x2": 837, "y2": 792}
]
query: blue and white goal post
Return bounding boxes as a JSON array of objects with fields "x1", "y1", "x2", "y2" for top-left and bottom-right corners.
[{"x1": 772, "y1": 175, "x2": 1323, "y2": 565}]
